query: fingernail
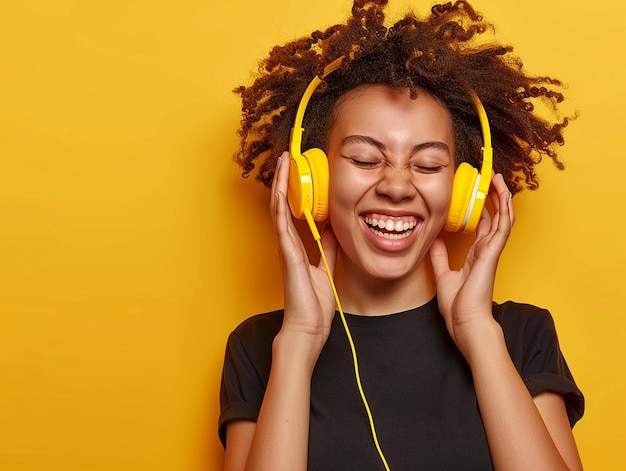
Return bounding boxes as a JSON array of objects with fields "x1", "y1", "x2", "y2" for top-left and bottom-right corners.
[{"x1": 276, "y1": 155, "x2": 282, "y2": 169}]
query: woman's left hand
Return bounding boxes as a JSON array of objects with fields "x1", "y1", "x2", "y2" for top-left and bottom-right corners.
[{"x1": 429, "y1": 173, "x2": 514, "y2": 357}]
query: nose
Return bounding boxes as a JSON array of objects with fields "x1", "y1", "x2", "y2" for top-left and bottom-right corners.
[{"x1": 375, "y1": 166, "x2": 417, "y2": 203}]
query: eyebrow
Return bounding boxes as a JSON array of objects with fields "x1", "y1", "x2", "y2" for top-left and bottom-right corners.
[{"x1": 341, "y1": 135, "x2": 450, "y2": 155}]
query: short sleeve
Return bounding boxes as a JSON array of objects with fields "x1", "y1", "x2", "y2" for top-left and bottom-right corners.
[
  {"x1": 218, "y1": 311, "x2": 282, "y2": 447},
  {"x1": 495, "y1": 302, "x2": 585, "y2": 427}
]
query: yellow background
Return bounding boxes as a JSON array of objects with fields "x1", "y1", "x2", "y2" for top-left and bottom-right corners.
[{"x1": 1, "y1": 0, "x2": 624, "y2": 469}]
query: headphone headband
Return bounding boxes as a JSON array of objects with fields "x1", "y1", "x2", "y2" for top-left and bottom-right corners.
[
  {"x1": 290, "y1": 57, "x2": 345, "y2": 158},
  {"x1": 461, "y1": 83, "x2": 493, "y2": 207}
]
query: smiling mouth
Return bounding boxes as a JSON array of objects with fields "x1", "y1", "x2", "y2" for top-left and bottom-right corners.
[{"x1": 363, "y1": 214, "x2": 418, "y2": 240}]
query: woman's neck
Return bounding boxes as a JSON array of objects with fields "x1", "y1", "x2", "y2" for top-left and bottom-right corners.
[{"x1": 332, "y1": 253, "x2": 437, "y2": 316}]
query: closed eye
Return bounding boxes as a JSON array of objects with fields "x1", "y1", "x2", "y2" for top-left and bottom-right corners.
[
  {"x1": 349, "y1": 158, "x2": 382, "y2": 168},
  {"x1": 413, "y1": 165, "x2": 445, "y2": 174}
]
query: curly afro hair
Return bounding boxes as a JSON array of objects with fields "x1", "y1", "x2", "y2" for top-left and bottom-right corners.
[{"x1": 233, "y1": 0, "x2": 573, "y2": 195}]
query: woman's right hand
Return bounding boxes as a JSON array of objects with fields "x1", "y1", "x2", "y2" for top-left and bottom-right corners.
[{"x1": 270, "y1": 151, "x2": 339, "y2": 360}]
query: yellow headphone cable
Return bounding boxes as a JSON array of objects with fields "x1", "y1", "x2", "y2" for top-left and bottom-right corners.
[{"x1": 303, "y1": 209, "x2": 392, "y2": 471}]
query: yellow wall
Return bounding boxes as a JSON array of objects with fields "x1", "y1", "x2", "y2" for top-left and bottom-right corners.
[{"x1": 1, "y1": 0, "x2": 623, "y2": 469}]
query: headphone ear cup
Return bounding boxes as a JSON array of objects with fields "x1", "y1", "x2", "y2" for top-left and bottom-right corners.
[
  {"x1": 302, "y1": 148, "x2": 329, "y2": 221},
  {"x1": 445, "y1": 162, "x2": 478, "y2": 232},
  {"x1": 287, "y1": 152, "x2": 314, "y2": 220}
]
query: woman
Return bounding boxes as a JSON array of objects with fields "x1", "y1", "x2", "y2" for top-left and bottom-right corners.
[{"x1": 219, "y1": 1, "x2": 584, "y2": 469}]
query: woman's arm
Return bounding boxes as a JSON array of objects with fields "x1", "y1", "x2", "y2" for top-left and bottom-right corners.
[
  {"x1": 463, "y1": 320, "x2": 583, "y2": 470},
  {"x1": 223, "y1": 331, "x2": 319, "y2": 471},
  {"x1": 430, "y1": 174, "x2": 583, "y2": 470},
  {"x1": 534, "y1": 391, "x2": 583, "y2": 469},
  {"x1": 224, "y1": 153, "x2": 338, "y2": 471},
  {"x1": 229, "y1": 332, "x2": 320, "y2": 471},
  {"x1": 224, "y1": 421, "x2": 255, "y2": 471}
]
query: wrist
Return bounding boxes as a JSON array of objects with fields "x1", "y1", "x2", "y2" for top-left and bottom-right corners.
[
  {"x1": 273, "y1": 329, "x2": 325, "y2": 374},
  {"x1": 454, "y1": 317, "x2": 506, "y2": 365}
]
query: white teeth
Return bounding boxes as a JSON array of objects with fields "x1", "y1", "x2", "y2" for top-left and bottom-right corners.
[
  {"x1": 363, "y1": 215, "x2": 418, "y2": 240},
  {"x1": 370, "y1": 228, "x2": 413, "y2": 240}
]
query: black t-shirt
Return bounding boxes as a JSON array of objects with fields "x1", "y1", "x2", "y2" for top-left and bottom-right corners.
[{"x1": 219, "y1": 298, "x2": 584, "y2": 470}]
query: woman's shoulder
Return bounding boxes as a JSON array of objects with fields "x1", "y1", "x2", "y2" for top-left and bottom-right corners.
[
  {"x1": 230, "y1": 309, "x2": 285, "y2": 344},
  {"x1": 491, "y1": 300, "x2": 563, "y2": 363},
  {"x1": 492, "y1": 300, "x2": 556, "y2": 332}
]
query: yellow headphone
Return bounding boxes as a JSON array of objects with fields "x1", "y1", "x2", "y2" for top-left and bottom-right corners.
[{"x1": 288, "y1": 57, "x2": 493, "y2": 235}]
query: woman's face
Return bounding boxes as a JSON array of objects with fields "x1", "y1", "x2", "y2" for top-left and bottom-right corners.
[{"x1": 327, "y1": 84, "x2": 455, "y2": 282}]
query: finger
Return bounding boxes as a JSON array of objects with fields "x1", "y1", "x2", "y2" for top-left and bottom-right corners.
[
  {"x1": 271, "y1": 155, "x2": 311, "y2": 268},
  {"x1": 272, "y1": 152, "x2": 295, "y2": 234},
  {"x1": 429, "y1": 237, "x2": 451, "y2": 281},
  {"x1": 472, "y1": 172, "x2": 502, "y2": 238},
  {"x1": 270, "y1": 152, "x2": 285, "y2": 195},
  {"x1": 493, "y1": 174, "x2": 512, "y2": 225},
  {"x1": 486, "y1": 173, "x2": 507, "y2": 231},
  {"x1": 489, "y1": 174, "x2": 513, "y2": 246},
  {"x1": 503, "y1": 182, "x2": 515, "y2": 228},
  {"x1": 475, "y1": 203, "x2": 493, "y2": 238},
  {"x1": 270, "y1": 151, "x2": 290, "y2": 224}
]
